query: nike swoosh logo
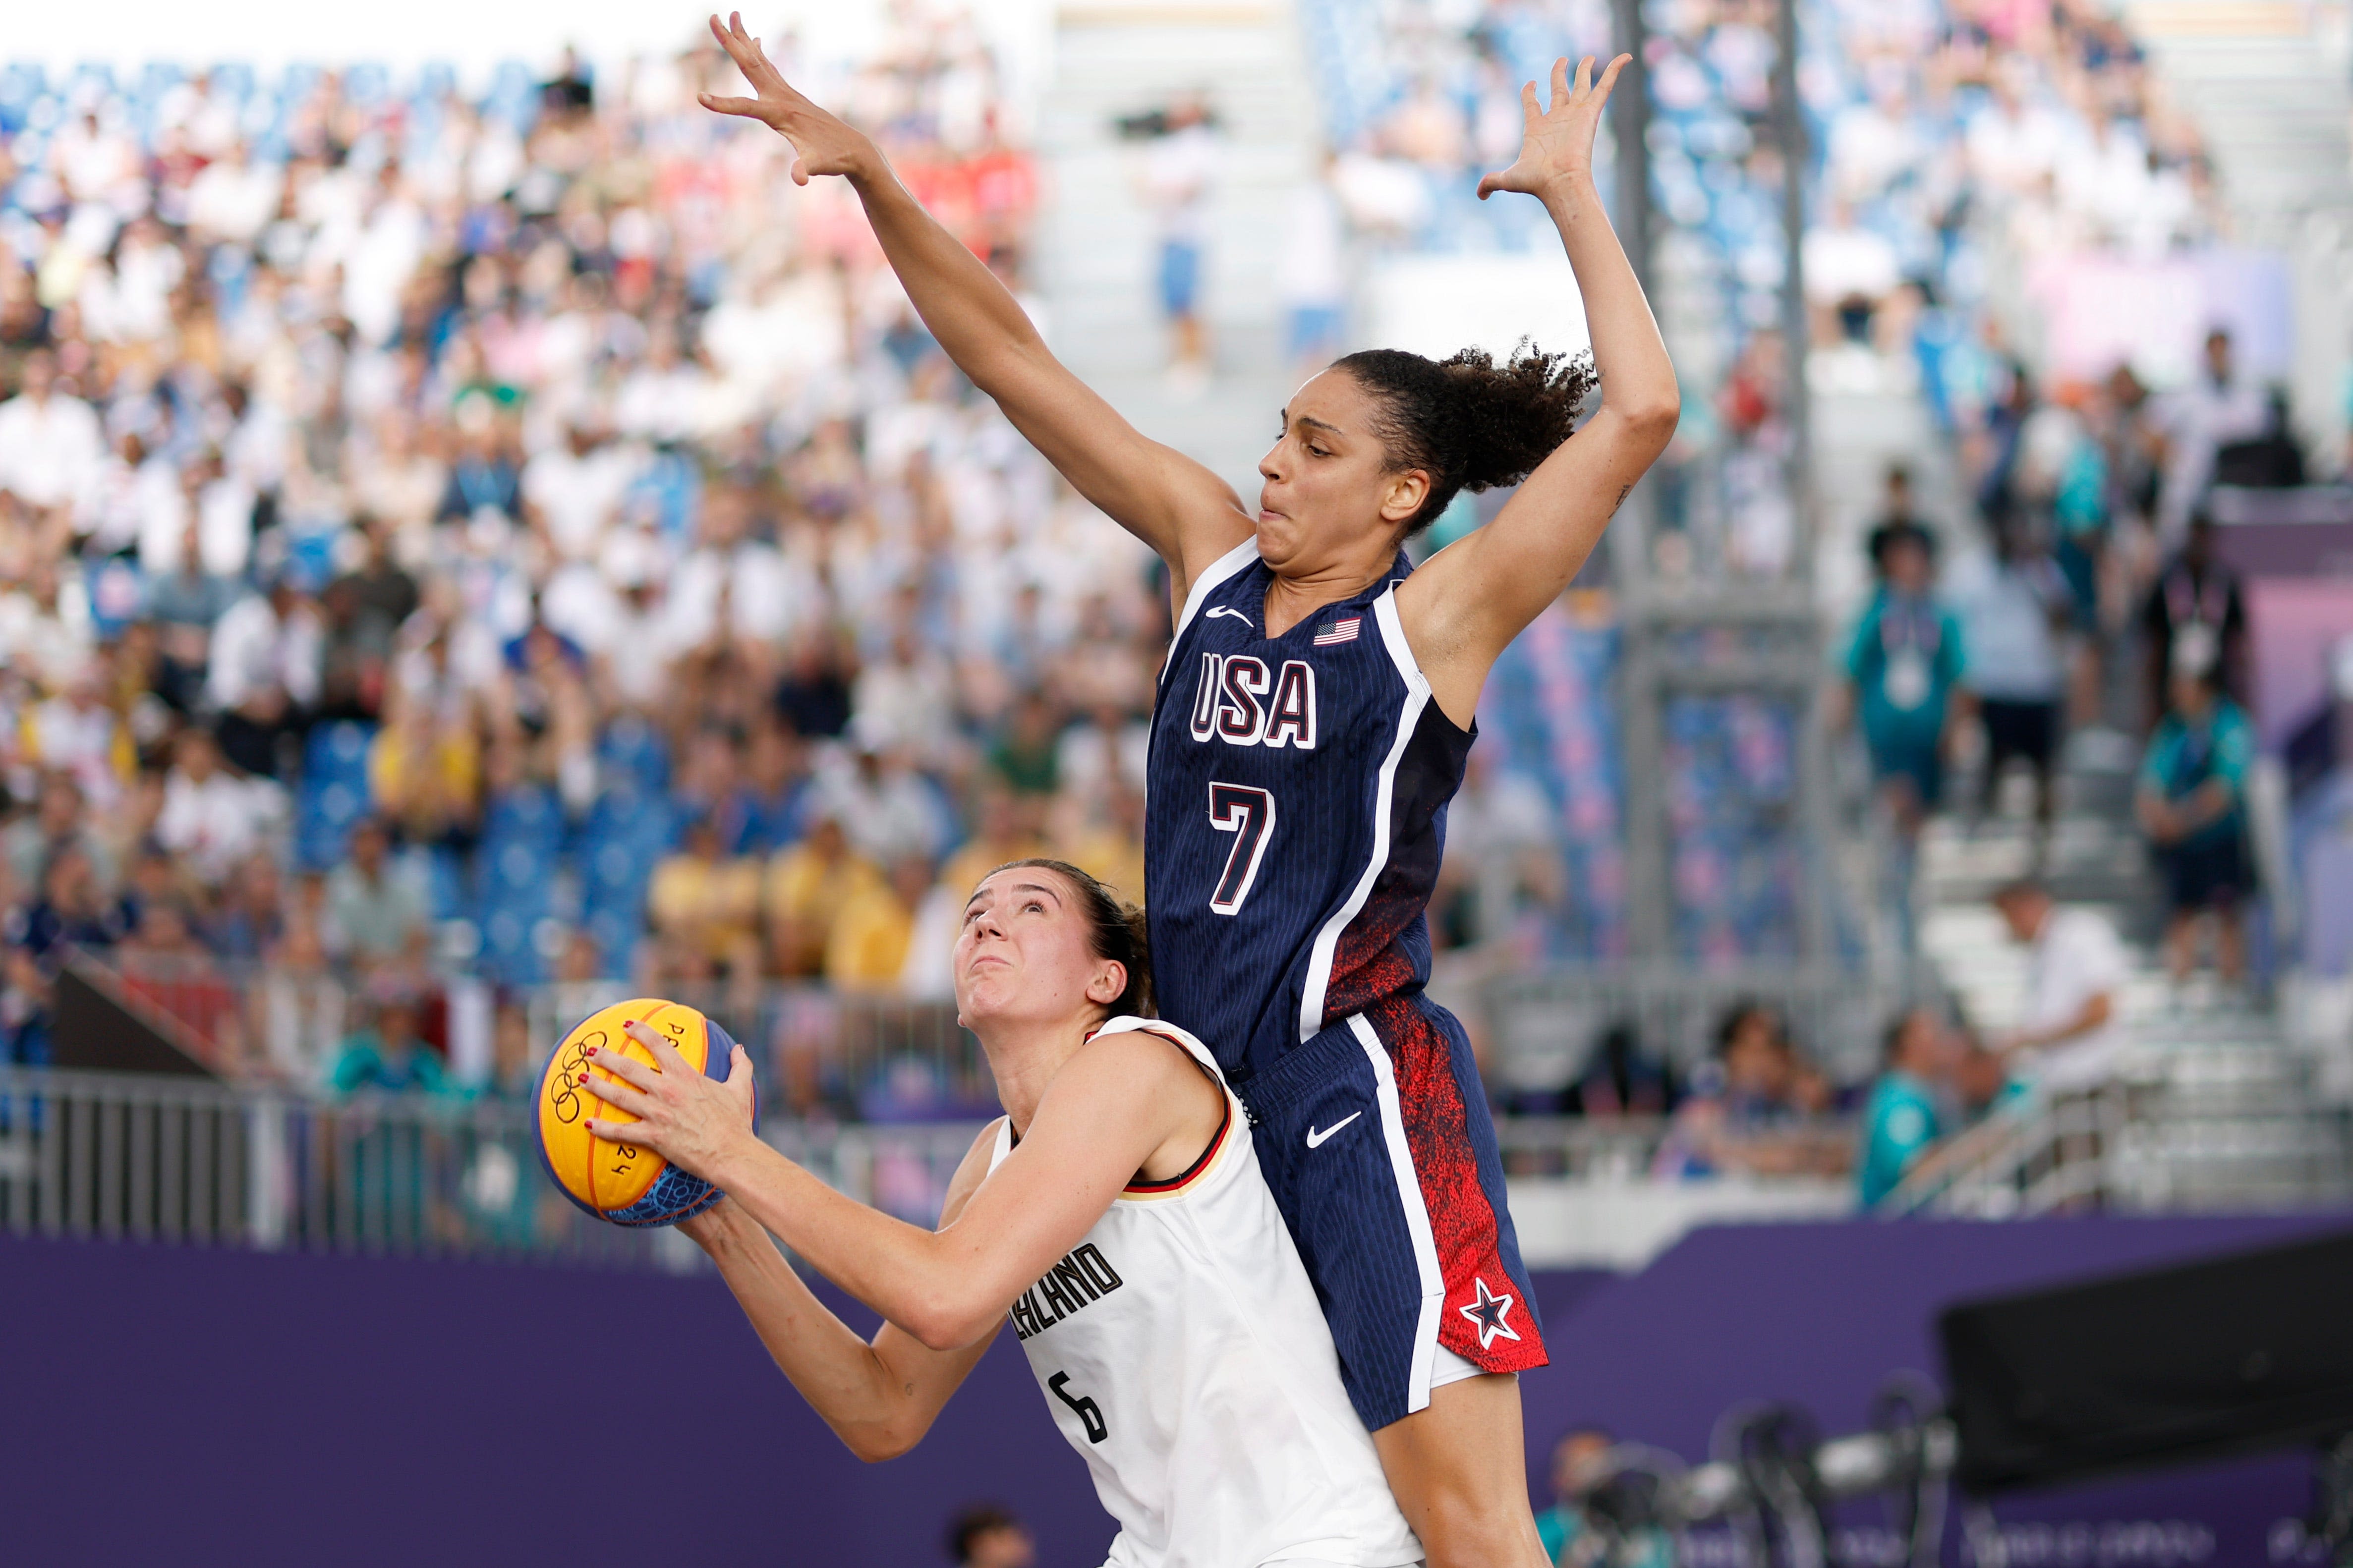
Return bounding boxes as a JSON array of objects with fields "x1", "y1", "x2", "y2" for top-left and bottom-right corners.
[
  {"x1": 1305, "y1": 1112, "x2": 1363, "y2": 1149},
  {"x1": 1205, "y1": 606, "x2": 1253, "y2": 625}
]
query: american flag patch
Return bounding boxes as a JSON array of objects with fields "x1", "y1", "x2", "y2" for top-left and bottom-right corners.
[{"x1": 1313, "y1": 617, "x2": 1361, "y2": 646}]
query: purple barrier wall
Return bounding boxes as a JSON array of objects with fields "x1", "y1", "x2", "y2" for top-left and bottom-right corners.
[
  {"x1": 1518, "y1": 1214, "x2": 2353, "y2": 1566},
  {"x1": 3, "y1": 1214, "x2": 2344, "y2": 1566}
]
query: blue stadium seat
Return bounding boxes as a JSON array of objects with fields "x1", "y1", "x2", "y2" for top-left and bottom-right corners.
[
  {"x1": 573, "y1": 780, "x2": 675, "y2": 976},
  {"x1": 596, "y1": 716, "x2": 670, "y2": 796},
  {"x1": 292, "y1": 721, "x2": 376, "y2": 871},
  {"x1": 422, "y1": 844, "x2": 468, "y2": 921},
  {"x1": 481, "y1": 781, "x2": 564, "y2": 859}
]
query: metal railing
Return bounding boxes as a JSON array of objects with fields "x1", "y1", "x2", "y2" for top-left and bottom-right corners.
[
  {"x1": 82, "y1": 952, "x2": 1913, "y2": 1121},
  {"x1": 0, "y1": 1066, "x2": 989, "y2": 1269},
  {"x1": 1884, "y1": 1032, "x2": 2353, "y2": 1218},
  {"x1": 1483, "y1": 964, "x2": 1908, "y2": 1094}
]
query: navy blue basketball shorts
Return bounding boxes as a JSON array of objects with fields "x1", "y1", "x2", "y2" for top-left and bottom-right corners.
[{"x1": 1237, "y1": 992, "x2": 1548, "y2": 1431}]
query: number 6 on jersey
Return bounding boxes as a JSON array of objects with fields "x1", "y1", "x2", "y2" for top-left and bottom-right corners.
[{"x1": 1206, "y1": 782, "x2": 1275, "y2": 915}]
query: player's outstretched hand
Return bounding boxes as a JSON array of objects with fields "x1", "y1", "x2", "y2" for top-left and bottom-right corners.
[
  {"x1": 580, "y1": 1017, "x2": 759, "y2": 1182},
  {"x1": 699, "y1": 10, "x2": 875, "y2": 186},
  {"x1": 1476, "y1": 54, "x2": 1629, "y2": 202}
]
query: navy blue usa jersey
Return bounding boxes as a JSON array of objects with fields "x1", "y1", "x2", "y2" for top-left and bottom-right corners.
[{"x1": 1146, "y1": 541, "x2": 1474, "y2": 1082}]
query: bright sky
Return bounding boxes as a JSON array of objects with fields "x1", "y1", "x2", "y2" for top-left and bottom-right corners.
[{"x1": 7, "y1": 0, "x2": 1051, "y2": 87}]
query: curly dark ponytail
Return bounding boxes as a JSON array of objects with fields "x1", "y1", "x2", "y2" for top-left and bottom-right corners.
[{"x1": 1333, "y1": 341, "x2": 1596, "y2": 534}]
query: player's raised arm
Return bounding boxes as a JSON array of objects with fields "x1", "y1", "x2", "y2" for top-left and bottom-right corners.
[
  {"x1": 1400, "y1": 55, "x2": 1679, "y2": 718},
  {"x1": 698, "y1": 12, "x2": 1252, "y2": 598},
  {"x1": 582, "y1": 1019, "x2": 1213, "y2": 1354}
]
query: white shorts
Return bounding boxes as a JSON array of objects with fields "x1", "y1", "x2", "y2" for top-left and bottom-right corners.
[{"x1": 1429, "y1": 1343, "x2": 1487, "y2": 1392}]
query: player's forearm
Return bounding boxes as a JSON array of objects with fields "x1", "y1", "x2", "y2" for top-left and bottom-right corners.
[
  {"x1": 848, "y1": 164, "x2": 1048, "y2": 392},
  {"x1": 1541, "y1": 174, "x2": 1679, "y2": 435},
  {"x1": 687, "y1": 1213, "x2": 908, "y2": 1439},
  {"x1": 692, "y1": 1201, "x2": 925, "y2": 1456},
  {"x1": 714, "y1": 1136, "x2": 1003, "y2": 1351}
]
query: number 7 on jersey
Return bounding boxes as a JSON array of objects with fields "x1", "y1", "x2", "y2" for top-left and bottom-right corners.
[{"x1": 1206, "y1": 782, "x2": 1275, "y2": 915}]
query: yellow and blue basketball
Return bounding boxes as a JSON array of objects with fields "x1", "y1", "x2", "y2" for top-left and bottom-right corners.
[{"x1": 534, "y1": 998, "x2": 749, "y2": 1227}]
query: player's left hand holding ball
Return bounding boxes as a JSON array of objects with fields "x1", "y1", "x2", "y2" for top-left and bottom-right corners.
[{"x1": 579, "y1": 1019, "x2": 759, "y2": 1194}]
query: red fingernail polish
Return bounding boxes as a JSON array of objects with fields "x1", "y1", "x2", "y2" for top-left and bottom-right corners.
[
  {"x1": 578, "y1": 1074, "x2": 590, "y2": 1085},
  {"x1": 583, "y1": 1046, "x2": 596, "y2": 1056}
]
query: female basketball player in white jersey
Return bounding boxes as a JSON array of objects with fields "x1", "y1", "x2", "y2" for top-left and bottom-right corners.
[
  {"x1": 698, "y1": 15, "x2": 1677, "y2": 1565},
  {"x1": 581, "y1": 859, "x2": 1424, "y2": 1568}
]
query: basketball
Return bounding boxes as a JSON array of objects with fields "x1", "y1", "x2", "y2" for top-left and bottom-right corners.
[{"x1": 535, "y1": 998, "x2": 747, "y2": 1227}]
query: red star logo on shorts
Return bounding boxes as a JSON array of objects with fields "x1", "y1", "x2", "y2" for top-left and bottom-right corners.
[{"x1": 1458, "y1": 1276, "x2": 1521, "y2": 1351}]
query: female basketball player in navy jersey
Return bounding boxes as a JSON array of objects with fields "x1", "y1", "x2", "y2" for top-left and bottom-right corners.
[{"x1": 700, "y1": 15, "x2": 1677, "y2": 1565}]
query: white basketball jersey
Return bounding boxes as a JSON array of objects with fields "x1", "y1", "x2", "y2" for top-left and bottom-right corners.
[{"x1": 989, "y1": 1017, "x2": 1424, "y2": 1568}]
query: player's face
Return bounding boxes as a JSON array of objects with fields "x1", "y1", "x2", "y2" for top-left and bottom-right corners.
[
  {"x1": 1256, "y1": 371, "x2": 1428, "y2": 575},
  {"x1": 953, "y1": 868, "x2": 1102, "y2": 1030}
]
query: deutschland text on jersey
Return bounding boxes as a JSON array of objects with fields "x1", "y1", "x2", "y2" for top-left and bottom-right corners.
[{"x1": 992, "y1": 1018, "x2": 1423, "y2": 1568}]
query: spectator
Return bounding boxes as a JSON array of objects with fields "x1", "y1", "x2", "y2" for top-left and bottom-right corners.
[
  {"x1": 1836, "y1": 521, "x2": 1967, "y2": 923},
  {"x1": 764, "y1": 813, "x2": 885, "y2": 978},
  {"x1": 327, "y1": 986, "x2": 452, "y2": 1096},
  {"x1": 207, "y1": 565, "x2": 324, "y2": 722},
  {"x1": 733, "y1": 722, "x2": 811, "y2": 857},
  {"x1": 946, "y1": 1505, "x2": 1036, "y2": 1568},
  {"x1": 1654, "y1": 1003, "x2": 1840, "y2": 1178},
  {"x1": 1954, "y1": 519, "x2": 2070, "y2": 846},
  {"x1": 2155, "y1": 329, "x2": 2268, "y2": 540},
  {"x1": 1278, "y1": 153, "x2": 1349, "y2": 379},
  {"x1": 1057, "y1": 776, "x2": 1147, "y2": 911},
  {"x1": 211, "y1": 850, "x2": 286, "y2": 962},
  {"x1": 1139, "y1": 97, "x2": 1216, "y2": 391},
  {"x1": 254, "y1": 916, "x2": 345, "y2": 1087},
  {"x1": 2136, "y1": 649, "x2": 2255, "y2": 993},
  {"x1": 1988, "y1": 880, "x2": 2130, "y2": 1090},
  {"x1": 1857, "y1": 1008, "x2": 1955, "y2": 1208},
  {"x1": 481, "y1": 1002, "x2": 542, "y2": 1102},
  {"x1": 773, "y1": 628, "x2": 854, "y2": 740},
  {"x1": 521, "y1": 415, "x2": 634, "y2": 565},
  {"x1": 0, "y1": 349, "x2": 105, "y2": 522},
  {"x1": 1535, "y1": 1427, "x2": 1673, "y2": 1568},
  {"x1": 813, "y1": 743, "x2": 950, "y2": 867},
  {"x1": 984, "y1": 688, "x2": 1062, "y2": 800},
  {"x1": 2140, "y1": 510, "x2": 2246, "y2": 720},
  {"x1": 941, "y1": 789, "x2": 1046, "y2": 900},
  {"x1": 1867, "y1": 462, "x2": 1920, "y2": 536},
  {"x1": 647, "y1": 812, "x2": 763, "y2": 977},
  {"x1": 371, "y1": 707, "x2": 482, "y2": 849},
  {"x1": 118, "y1": 898, "x2": 246, "y2": 1066},
  {"x1": 825, "y1": 852, "x2": 934, "y2": 992},
  {"x1": 154, "y1": 726, "x2": 277, "y2": 886},
  {"x1": 322, "y1": 818, "x2": 429, "y2": 970},
  {"x1": 2, "y1": 772, "x2": 113, "y2": 896},
  {"x1": 11, "y1": 842, "x2": 132, "y2": 969},
  {"x1": 1564, "y1": 1022, "x2": 1674, "y2": 1120}
]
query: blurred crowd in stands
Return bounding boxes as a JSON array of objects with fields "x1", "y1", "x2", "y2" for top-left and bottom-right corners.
[
  {"x1": 0, "y1": 0, "x2": 2310, "y2": 1215},
  {"x1": 0, "y1": 15, "x2": 1178, "y2": 1091},
  {"x1": 1279, "y1": 0, "x2": 2304, "y2": 1209}
]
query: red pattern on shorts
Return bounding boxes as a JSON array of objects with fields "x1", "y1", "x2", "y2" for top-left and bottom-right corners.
[{"x1": 1364, "y1": 995, "x2": 1548, "y2": 1375}]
